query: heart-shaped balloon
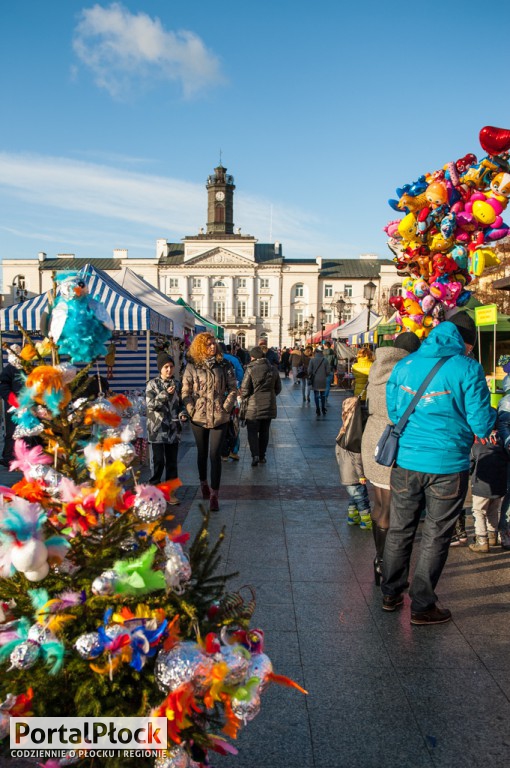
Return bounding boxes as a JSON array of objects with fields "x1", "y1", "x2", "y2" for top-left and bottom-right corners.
[{"x1": 479, "y1": 125, "x2": 510, "y2": 156}]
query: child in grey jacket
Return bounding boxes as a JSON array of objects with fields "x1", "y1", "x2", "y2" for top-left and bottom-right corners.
[{"x1": 335, "y1": 397, "x2": 371, "y2": 530}]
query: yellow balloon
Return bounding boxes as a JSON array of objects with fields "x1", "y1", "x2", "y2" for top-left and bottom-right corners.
[
  {"x1": 472, "y1": 200, "x2": 496, "y2": 225},
  {"x1": 397, "y1": 212, "x2": 418, "y2": 241}
]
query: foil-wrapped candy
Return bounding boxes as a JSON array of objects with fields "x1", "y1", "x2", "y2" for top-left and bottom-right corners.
[
  {"x1": 154, "y1": 746, "x2": 190, "y2": 768},
  {"x1": 133, "y1": 494, "x2": 167, "y2": 523},
  {"x1": 231, "y1": 692, "x2": 261, "y2": 724},
  {"x1": 9, "y1": 640, "x2": 39, "y2": 671},
  {"x1": 154, "y1": 642, "x2": 213, "y2": 694},
  {"x1": 110, "y1": 442, "x2": 136, "y2": 465},
  {"x1": 74, "y1": 632, "x2": 103, "y2": 660},
  {"x1": 91, "y1": 569, "x2": 117, "y2": 596},
  {"x1": 164, "y1": 541, "x2": 192, "y2": 593}
]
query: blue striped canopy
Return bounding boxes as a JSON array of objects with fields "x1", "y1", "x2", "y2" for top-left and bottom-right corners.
[{"x1": 0, "y1": 263, "x2": 172, "y2": 335}]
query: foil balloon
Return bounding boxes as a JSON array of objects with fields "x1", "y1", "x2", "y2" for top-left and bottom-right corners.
[
  {"x1": 479, "y1": 126, "x2": 510, "y2": 156},
  {"x1": 164, "y1": 541, "x2": 192, "y2": 593},
  {"x1": 231, "y1": 692, "x2": 261, "y2": 724}
]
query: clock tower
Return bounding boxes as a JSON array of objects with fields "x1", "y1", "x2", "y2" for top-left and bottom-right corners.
[{"x1": 206, "y1": 164, "x2": 236, "y2": 235}]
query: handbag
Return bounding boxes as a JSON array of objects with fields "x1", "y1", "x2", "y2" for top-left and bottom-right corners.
[
  {"x1": 336, "y1": 388, "x2": 368, "y2": 453},
  {"x1": 296, "y1": 364, "x2": 307, "y2": 379},
  {"x1": 374, "y1": 357, "x2": 449, "y2": 467}
]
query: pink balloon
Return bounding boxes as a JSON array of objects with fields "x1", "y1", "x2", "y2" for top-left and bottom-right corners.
[
  {"x1": 486, "y1": 197, "x2": 504, "y2": 215},
  {"x1": 451, "y1": 201, "x2": 464, "y2": 214}
]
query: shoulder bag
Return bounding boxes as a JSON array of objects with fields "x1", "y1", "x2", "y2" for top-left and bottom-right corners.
[{"x1": 374, "y1": 357, "x2": 449, "y2": 467}]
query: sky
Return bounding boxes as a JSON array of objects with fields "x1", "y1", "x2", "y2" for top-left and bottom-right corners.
[{"x1": 1, "y1": 0, "x2": 510, "y2": 267}]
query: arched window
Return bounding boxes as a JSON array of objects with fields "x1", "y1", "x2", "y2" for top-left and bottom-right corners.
[
  {"x1": 237, "y1": 332, "x2": 246, "y2": 347},
  {"x1": 213, "y1": 280, "x2": 225, "y2": 287}
]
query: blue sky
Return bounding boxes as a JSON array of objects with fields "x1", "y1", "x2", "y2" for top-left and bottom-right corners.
[{"x1": 1, "y1": 0, "x2": 510, "y2": 266}]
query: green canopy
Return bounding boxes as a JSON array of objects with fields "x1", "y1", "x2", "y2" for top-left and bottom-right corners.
[{"x1": 176, "y1": 299, "x2": 225, "y2": 340}]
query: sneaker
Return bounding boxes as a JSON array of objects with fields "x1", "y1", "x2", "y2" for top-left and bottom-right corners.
[
  {"x1": 221, "y1": 455, "x2": 229, "y2": 462},
  {"x1": 410, "y1": 606, "x2": 452, "y2": 625},
  {"x1": 382, "y1": 594, "x2": 404, "y2": 612},
  {"x1": 347, "y1": 507, "x2": 361, "y2": 526},
  {"x1": 359, "y1": 513, "x2": 372, "y2": 531},
  {"x1": 229, "y1": 452, "x2": 240, "y2": 461},
  {"x1": 468, "y1": 536, "x2": 489, "y2": 553},
  {"x1": 168, "y1": 494, "x2": 180, "y2": 506},
  {"x1": 500, "y1": 530, "x2": 510, "y2": 550},
  {"x1": 450, "y1": 533, "x2": 466, "y2": 547}
]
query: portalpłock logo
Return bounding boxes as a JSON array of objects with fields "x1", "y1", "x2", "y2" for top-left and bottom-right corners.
[{"x1": 10, "y1": 716, "x2": 167, "y2": 759}]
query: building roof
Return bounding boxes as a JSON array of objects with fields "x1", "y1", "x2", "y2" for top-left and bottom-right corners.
[
  {"x1": 319, "y1": 259, "x2": 393, "y2": 279},
  {"x1": 40, "y1": 257, "x2": 122, "y2": 271},
  {"x1": 158, "y1": 243, "x2": 283, "y2": 266}
]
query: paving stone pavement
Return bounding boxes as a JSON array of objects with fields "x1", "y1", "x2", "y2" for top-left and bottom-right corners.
[{"x1": 1, "y1": 376, "x2": 510, "y2": 767}]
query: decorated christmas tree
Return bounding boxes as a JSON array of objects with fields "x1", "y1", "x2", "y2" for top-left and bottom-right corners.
[{"x1": 0, "y1": 273, "x2": 305, "y2": 768}]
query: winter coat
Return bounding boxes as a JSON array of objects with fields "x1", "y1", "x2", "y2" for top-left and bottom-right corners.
[
  {"x1": 387, "y1": 321, "x2": 495, "y2": 474},
  {"x1": 146, "y1": 377, "x2": 184, "y2": 444},
  {"x1": 240, "y1": 358, "x2": 282, "y2": 420},
  {"x1": 352, "y1": 358, "x2": 373, "y2": 399},
  {"x1": 181, "y1": 356, "x2": 238, "y2": 428},
  {"x1": 290, "y1": 350, "x2": 304, "y2": 368},
  {"x1": 470, "y1": 433, "x2": 508, "y2": 499},
  {"x1": 307, "y1": 351, "x2": 330, "y2": 391},
  {"x1": 323, "y1": 347, "x2": 337, "y2": 373},
  {"x1": 361, "y1": 346, "x2": 411, "y2": 487},
  {"x1": 335, "y1": 444, "x2": 365, "y2": 486},
  {"x1": 223, "y1": 353, "x2": 244, "y2": 387}
]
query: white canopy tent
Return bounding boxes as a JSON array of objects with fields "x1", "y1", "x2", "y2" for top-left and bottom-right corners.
[
  {"x1": 118, "y1": 268, "x2": 195, "y2": 339},
  {"x1": 331, "y1": 308, "x2": 380, "y2": 342}
]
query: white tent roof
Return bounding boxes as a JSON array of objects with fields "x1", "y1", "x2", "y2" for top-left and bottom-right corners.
[
  {"x1": 331, "y1": 308, "x2": 380, "y2": 340},
  {"x1": 118, "y1": 268, "x2": 195, "y2": 338}
]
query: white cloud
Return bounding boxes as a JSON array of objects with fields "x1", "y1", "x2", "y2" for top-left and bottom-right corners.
[
  {"x1": 73, "y1": 2, "x2": 225, "y2": 99},
  {"x1": 0, "y1": 151, "x2": 358, "y2": 260}
]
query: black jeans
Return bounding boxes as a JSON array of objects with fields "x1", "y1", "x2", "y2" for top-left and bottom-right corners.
[
  {"x1": 382, "y1": 465, "x2": 469, "y2": 612},
  {"x1": 191, "y1": 422, "x2": 228, "y2": 491},
  {"x1": 246, "y1": 418, "x2": 271, "y2": 460},
  {"x1": 149, "y1": 442, "x2": 179, "y2": 484}
]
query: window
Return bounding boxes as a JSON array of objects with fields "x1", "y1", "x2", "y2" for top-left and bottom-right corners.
[
  {"x1": 191, "y1": 299, "x2": 202, "y2": 314},
  {"x1": 168, "y1": 278, "x2": 179, "y2": 290},
  {"x1": 324, "y1": 309, "x2": 333, "y2": 324},
  {"x1": 294, "y1": 309, "x2": 304, "y2": 325},
  {"x1": 213, "y1": 280, "x2": 225, "y2": 287},
  {"x1": 213, "y1": 301, "x2": 225, "y2": 323},
  {"x1": 260, "y1": 278, "x2": 269, "y2": 289},
  {"x1": 237, "y1": 300, "x2": 247, "y2": 319},
  {"x1": 237, "y1": 332, "x2": 246, "y2": 347},
  {"x1": 192, "y1": 278, "x2": 201, "y2": 289},
  {"x1": 344, "y1": 284, "x2": 353, "y2": 297},
  {"x1": 324, "y1": 284, "x2": 333, "y2": 298},
  {"x1": 343, "y1": 308, "x2": 352, "y2": 323},
  {"x1": 238, "y1": 278, "x2": 247, "y2": 288},
  {"x1": 295, "y1": 283, "x2": 304, "y2": 298},
  {"x1": 259, "y1": 299, "x2": 269, "y2": 318},
  {"x1": 390, "y1": 283, "x2": 403, "y2": 297}
]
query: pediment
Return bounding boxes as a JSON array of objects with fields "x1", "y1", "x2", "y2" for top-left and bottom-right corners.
[{"x1": 183, "y1": 247, "x2": 254, "y2": 267}]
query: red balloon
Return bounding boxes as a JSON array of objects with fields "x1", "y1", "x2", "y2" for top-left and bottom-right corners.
[{"x1": 479, "y1": 125, "x2": 510, "y2": 155}]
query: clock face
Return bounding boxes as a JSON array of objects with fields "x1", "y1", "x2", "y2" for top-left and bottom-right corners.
[{"x1": 215, "y1": 191, "x2": 225, "y2": 201}]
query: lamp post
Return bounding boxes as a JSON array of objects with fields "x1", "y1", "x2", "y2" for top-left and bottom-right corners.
[
  {"x1": 309, "y1": 314, "x2": 315, "y2": 345},
  {"x1": 363, "y1": 281, "x2": 377, "y2": 334},
  {"x1": 335, "y1": 297, "x2": 346, "y2": 327},
  {"x1": 303, "y1": 320, "x2": 309, "y2": 344},
  {"x1": 319, "y1": 307, "x2": 326, "y2": 346}
]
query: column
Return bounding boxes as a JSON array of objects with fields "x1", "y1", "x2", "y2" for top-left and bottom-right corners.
[
  {"x1": 230, "y1": 277, "x2": 235, "y2": 319},
  {"x1": 251, "y1": 275, "x2": 257, "y2": 318},
  {"x1": 181, "y1": 274, "x2": 189, "y2": 302},
  {"x1": 203, "y1": 277, "x2": 210, "y2": 317}
]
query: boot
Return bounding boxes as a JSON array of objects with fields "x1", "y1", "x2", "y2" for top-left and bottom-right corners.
[
  {"x1": 500, "y1": 530, "x2": 510, "y2": 550},
  {"x1": 359, "y1": 513, "x2": 373, "y2": 531},
  {"x1": 469, "y1": 535, "x2": 489, "y2": 553},
  {"x1": 347, "y1": 505, "x2": 360, "y2": 526},
  {"x1": 372, "y1": 524, "x2": 388, "y2": 586},
  {"x1": 200, "y1": 481, "x2": 210, "y2": 500},
  {"x1": 316, "y1": 408, "x2": 321, "y2": 418},
  {"x1": 488, "y1": 531, "x2": 498, "y2": 546},
  {"x1": 209, "y1": 490, "x2": 219, "y2": 512}
]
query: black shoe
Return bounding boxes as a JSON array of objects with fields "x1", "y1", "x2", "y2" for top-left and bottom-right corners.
[
  {"x1": 410, "y1": 606, "x2": 452, "y2": 625},
  {"x1": 259, "y1": 457, "x2": 267, "y2": 464},
  {"x1": 316, "y1": 409, "x2": 321, "y2": 417},
  {"x1": 322, "y1": 409, "x2": 327, "y2": 416},
  {"x1": 251, "y1": 456, "x2": 259, "y2": 467},
  {"x1": 382, "y1": 594, "x2": 404, "y2": 612}
]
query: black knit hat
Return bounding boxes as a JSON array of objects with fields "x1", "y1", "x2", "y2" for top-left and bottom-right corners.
[
  {"x1": 394, "y1": 331, "x2": 420, "y2": 353},
  {"x1": 449, "y1": 312, "x2": 477, "y2": 347},
  {"x1": 157, "y1": 352, "x2": 174, "y2": 371},
  {"x1": 250, "y1": 346, "x2": 265, "y2": 360}
]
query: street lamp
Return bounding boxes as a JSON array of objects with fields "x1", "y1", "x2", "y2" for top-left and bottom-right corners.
[
  {"x1": 309, "y1": 314, "x2": 315, "y2": 344},
  {"x1": 364, "y1": 281, "x2": 377, "y2": 333},
  {"x1": 335, "y1": 297, "x2": 346, "y2": 326},
  {"x1": 303, "y1": 319, "x2": 309, "y2": 343},
  {"x1": 319, "y1": 307, "x2": 327, "y2": 345}
]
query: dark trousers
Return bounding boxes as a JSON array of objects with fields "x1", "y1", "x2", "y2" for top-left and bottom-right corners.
[
  {"x1": 191, "y1": 422, "x2": 228, "y2": 491},
  {"x1": 2, "y1": 412, "x2": 15, "y2": 464},
  {"x1": 149, "y1": 442, "x2": 179, "y2": 484},
  {"x1": 382, "y1": 465, "x2": 469, "y2": 612},
  {"x1": 246, "y1": 418, "x2": 271, "y2": 460},
  {"x1": 314, "y1": 391, "x2": 326, "y2": 412}
]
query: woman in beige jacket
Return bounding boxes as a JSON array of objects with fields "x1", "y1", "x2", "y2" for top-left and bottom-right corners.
[{"x1": 181, "y1": 333, "x2": 238, "y2": 510}]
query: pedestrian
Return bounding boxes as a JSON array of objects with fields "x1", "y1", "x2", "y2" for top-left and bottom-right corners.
[
  {"x1": 381, "y1": 314, "x2": 495, "y2": 625},
  {"x1": 361, "y1": 331, "x2": 421, "y2": 584},
  {"x1": 221, "y1": 345, "x2": 244, "y2": 462},
  {"x1": 240, "y1": 347, "x2": 282, "y2": 466},
  {"x1": 236, "y1": 345, "x2": 250, "y2": 367},
  {"x1": 468, "y1": 424, "x2": 508, "y2": 553},
  {"x1": 335, "y1": 397, "x2": 372, "y2": 530},
  {"x1": 281, "y1": 347, "x2": 291, "y2": 378},
  {"x1": 300, "y1": 346, "x2": 314, "y2": 403},
  {"x1": 322, "y1": 341, "x2": 337, "y2": 404},
  {"x1": 258, "y1": 338, "x2": 279, "y2": 367},
  {"x1": 307, "y1": 347, "x2": 330, "y2": 417},
  {"x1": 181, "y1": 333, "x2": 238, "y2": 511},
  {"x1": 145, "y1": 353, "x2": 186, "y2": 503},
  {"x1": 496, "y1": 374, "x2": 510, "y2": 550},
  {"x1": 352, "y1": 347, "x2": 374, "y2": 400},
  {"x1": 290, "y1": 346, "x2": 304, "y2": 386}
]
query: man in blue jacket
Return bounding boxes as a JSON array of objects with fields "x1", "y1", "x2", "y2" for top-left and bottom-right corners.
[{"x1": 382, "y1": 313, "x2": 495, "y2": 625}]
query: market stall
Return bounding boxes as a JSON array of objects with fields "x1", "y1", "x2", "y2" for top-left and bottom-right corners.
[
  {"x1": 0, "y1": 263, "x2": 172, "y2": 390},
  {"x1": 176, "y1": 298, "x2": 225, "y2": 340},
  {"x1": 331, "y1": 308, "x2": 380, "y2": 346}
]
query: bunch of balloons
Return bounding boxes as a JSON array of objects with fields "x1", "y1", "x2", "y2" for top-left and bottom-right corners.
[{"x1": 385, "y1": 126, "x2": 510, "y2": 336}]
